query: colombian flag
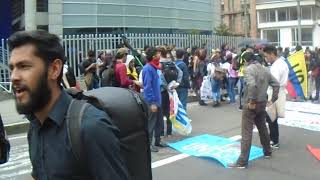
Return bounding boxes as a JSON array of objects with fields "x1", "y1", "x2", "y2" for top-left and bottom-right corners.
[{"x1": 284, "y1": 50, "x2": 308, "y2": 98}]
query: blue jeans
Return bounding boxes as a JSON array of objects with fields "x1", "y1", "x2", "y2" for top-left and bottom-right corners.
[
  {"x1": 227, "y1": 77, "x2": 238, "y2": 103},
  {"x1": 177, "y1": 87, "x2": 188, "y2": 110},
  {"x1": 87, "y1": 77, "x2": 100, "y2": 90},
  {"x1": 211, "y1": 79, "x2": 221, "y2": 102},
  {"x1": 239, "y1": 77, "x2": 245, "y2": 108}
]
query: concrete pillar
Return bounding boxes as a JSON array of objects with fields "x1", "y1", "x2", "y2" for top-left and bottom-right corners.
[
  {"x1": 249, "y1": 0, "x2": 257, "y2": 38},
  {"x1": 25, "y1": 0, "x2": 36, "y2": 30},
  {"x1": 48, "y1": 0, "x2": 63, "y2": 36},
  {"x1": 313, "y1": 25, "x2": 320, "y2": 48},
  {"x1": 280, "y1": 28, "x2": 292, "y2": 48}
]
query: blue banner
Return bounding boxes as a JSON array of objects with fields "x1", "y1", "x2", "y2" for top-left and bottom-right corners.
[{"x1": 169, "y1": 134, "x2": 263, "y2": 168}]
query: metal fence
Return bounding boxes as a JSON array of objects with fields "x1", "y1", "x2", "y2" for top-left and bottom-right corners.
[{"x1": 0, "y1": 33, "x2": 252, "y2": 93}]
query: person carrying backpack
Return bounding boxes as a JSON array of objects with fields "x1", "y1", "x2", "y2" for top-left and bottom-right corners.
[
  {"x1": 175, "y1": 49, "x2": 190, "y2": 110},
  {"x1": 159, "y1": 46, "x2": 182, "y2": 137},
  {"x1": 8, "y1": 30, "x2": 130, "y2": 180}
]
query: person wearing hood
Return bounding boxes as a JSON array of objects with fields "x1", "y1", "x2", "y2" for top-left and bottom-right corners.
[
  {"x1": 114, "y1": 48, "x2": 140, "y2": 88},
  {"x1": 126, "y1": 55, "x2": 138, "y2": 81},
  {"x1": 126, "y1": 55, "x2": 140, "y2": 92}
]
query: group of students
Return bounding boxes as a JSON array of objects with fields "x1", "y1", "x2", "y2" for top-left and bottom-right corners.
[{"x1": 64, "y1": 45, "x2": 191, "y2": 153}]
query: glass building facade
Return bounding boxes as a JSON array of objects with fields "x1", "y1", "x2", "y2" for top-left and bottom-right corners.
[{"x1": 62, "y1": 0, "x2": 218, "y2": 35}]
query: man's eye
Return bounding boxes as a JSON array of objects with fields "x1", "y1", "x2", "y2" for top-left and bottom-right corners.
[{"x1": 21, "y1": 65, "x2": 31, "y2": 69}]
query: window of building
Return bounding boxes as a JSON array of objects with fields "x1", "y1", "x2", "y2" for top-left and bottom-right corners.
[
  {"x1": 301, "y1": 6, "x2": 312, "y2": 20},
  {"x1": 228, "y1": 0, "x2": 235, "y2": 12},
  {"x1": 259, "y1": 10, "x2": 267, "y2": 23},
  {"x1": 289, "y1": 7, "x2": 297, "y2": 21},
  {"x1": 292, "y1": 28, "x2": 313, "y2": 46},
  {"x1": 259, "y1": 9, "x2": 276, "y2": 23},
  {"x1": 263, "y1": 29, "x2": 280, "y2": 46},
  {"x1": 277, "y1": 8, "x2": 288, "y2": 21},
  {"x1": 37, "y1": 0, "x2": 48, "y2": 12}
]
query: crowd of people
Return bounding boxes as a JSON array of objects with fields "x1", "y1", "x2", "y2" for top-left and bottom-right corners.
[
  {"x1": 61, "y1": 42, "x2": 320, "y2": 154},
  {"x1": 3, "y1": 29, "x2": 320, "y2": 180}
]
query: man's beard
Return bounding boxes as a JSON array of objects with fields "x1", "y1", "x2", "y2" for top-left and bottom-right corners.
[{"x1": 15, "y1": 72, "x2": 52, "y2": 115}]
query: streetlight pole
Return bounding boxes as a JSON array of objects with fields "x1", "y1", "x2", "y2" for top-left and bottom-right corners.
[{"x1": 297, "y1": 0, "x2": 302, "y2": 46}]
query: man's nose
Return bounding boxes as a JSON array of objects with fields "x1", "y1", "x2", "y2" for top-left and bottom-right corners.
[{"x1": 10, "y1": 68, "x2": 21, "y2": 82}]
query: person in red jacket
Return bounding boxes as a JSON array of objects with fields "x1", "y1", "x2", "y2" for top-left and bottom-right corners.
[{"x1": 114, "y1": 48, "x2": 139, "y2": 88}]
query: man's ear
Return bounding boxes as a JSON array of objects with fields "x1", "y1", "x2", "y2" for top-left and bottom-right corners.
[{"x1": 48, "y1": 59, "x2": 63, "y2": 81}]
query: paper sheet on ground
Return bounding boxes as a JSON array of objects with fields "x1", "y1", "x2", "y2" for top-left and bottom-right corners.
[
  {"x1": 278, "y1": 101, "x2": 320, "y2": 132},
  {"x1": 168, "y1": 134, "x2": 263, "y2": 168}
]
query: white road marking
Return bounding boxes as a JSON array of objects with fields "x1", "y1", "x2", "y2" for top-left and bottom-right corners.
[
  {"x1": 9, "y1": 135, "x2": 28, "y2": 141},
  {"x1": 151, "y1": 135, "x2": 242, "y2": 169}
]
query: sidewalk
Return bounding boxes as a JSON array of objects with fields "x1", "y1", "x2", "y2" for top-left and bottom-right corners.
[{"x1": 1, "y1": 95, "x2": 199, "y2": 135}]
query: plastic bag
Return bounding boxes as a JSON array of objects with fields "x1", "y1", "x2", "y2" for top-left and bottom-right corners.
[
  {"x1": 168, "y1": 82, "x2": 192, "y2": 135},
  {"x1": 200, "y1": 76, "x2": 213, "y2": 100}
]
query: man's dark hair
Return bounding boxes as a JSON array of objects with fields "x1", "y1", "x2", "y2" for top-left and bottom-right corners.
[
  {"x1": 87, "y1": 50, "x2": 95, "y2": 58},
  {"x1": 296, "y1": 45, "x2": 303, "y2": 51},
  {"x1": 145, "y1": 47, "x2": 157, "y2": 62},
  {"x1": 242, "y1": 52, "x2": 255, "y2": 62},
  {"x1": 8, "y1": 30, "x2": 65, "y2": 86},
  {"x1": 176, "y1": 49, "x2": 185, "y2": 59},
  {"x1": 263, "y1": 45, "x2": 278, "y2": 56}
]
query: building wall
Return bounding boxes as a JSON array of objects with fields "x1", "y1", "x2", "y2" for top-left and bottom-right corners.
[
  {"x1": 221, "y1": 0, "x2": 257, "y2": 37},
  {"x1": 257, "y1": 1, "x2": 319, "y2": 48},
  {"x1": 61, "y1": 0, "x2": 218, "y2": 35}
]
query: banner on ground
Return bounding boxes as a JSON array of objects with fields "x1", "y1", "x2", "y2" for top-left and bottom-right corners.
[
  {"x1": 285, "y1": 50, "x2": 308, "y2": 98},
  {"x1": 168, "y1": 134, "x2": 263, "y2": 168},
  {"x1": 278, "y1": 101, "x2": 320, "y2": 132}
]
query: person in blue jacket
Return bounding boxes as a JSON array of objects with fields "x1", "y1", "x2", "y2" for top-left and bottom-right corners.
[{"x1": 142, "y1": 47, "x2": 167, "y2": 153}]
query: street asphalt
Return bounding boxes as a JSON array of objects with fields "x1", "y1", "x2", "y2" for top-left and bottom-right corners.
[{"x1": 1, "y1": 101, "x2": 319, "y2": 180}]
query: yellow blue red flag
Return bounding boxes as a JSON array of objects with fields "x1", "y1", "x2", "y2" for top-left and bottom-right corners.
[{"x1": 285, "y1": 50, "x2": 308, "y2": 98}]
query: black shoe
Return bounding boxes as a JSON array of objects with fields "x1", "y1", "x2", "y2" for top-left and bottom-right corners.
[
  {"x1": 150, "y1": 145, "x2": 159, "y2": 152},
  {"x1": 155, "y1": 142, "x2": 168, "y2": 148},
  {"x1": 199, "y1": 100, "x2": 207, "y2": 106},
  {"x1": 228, "y1": 163, "x2": 247, "y2": 169}
]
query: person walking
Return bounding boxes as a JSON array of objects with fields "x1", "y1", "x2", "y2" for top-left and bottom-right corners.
[
  {"x1": 264, "y1": 46, "x2": 289, "y2": 149},
  {"x1": 229, "y1": 52, "x2": 280, "y2": 168},
  {"x1": 8, "y1": 30, "x2": 129, "y2": 179}
]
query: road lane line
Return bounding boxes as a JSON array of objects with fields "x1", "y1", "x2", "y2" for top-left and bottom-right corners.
[
  {"x1": 152, "y1": 135, "x2": 242, "y2": 169},
  {"x1": 9, "y1": 135, "x2": 28, "y2": 141}
]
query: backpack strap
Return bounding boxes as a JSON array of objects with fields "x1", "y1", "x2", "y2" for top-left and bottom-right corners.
[
  {"x1": 66, "y1": 99, "x2": 89, "y2": 162},
  {"x1": 175, "y1": 61, "x2": 183, "y2": 66}
]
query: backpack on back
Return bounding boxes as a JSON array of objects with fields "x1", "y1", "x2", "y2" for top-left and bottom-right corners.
[
  {"x1": 66, "y1": 87, "x2": 152, "y2": 180},
  {"x1": 161, "y1": 61, "x2": 178, "y2": 83},
  {"x1": 0, "y1": 114, "x2": 10, "y2": 165},
  {"x1": 100, "y1": 67, "x2": 119, "y2": 87}
]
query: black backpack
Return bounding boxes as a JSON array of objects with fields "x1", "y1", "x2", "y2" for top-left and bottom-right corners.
[
  {"x1": 0, "y1": 114, "x2": 10, "y2": 164},
  {"x1": 66, "y1": 87, "x2": 152, "y2": 180},
  {"x1": 65, "y1": 66, "x2": 77, "y2": 87},
  {"x1": 161, "y1": 61, "x2": 178, "y2": 83},
  {"x1": 78, "y1": 61, "x2": 85, "y2": 75},
  {"x1": 100, "y1": 67, "x2": 120, "y2": 87}
]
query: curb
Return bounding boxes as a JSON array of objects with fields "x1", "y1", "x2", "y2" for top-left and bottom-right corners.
[{"x1": 4, "y1": 96, "x2": 199, "y2": 135}]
